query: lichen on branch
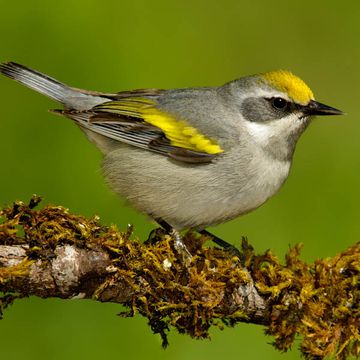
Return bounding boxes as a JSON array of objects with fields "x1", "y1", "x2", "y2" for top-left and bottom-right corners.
[{"x1": 0, "y1": 196, "x2": 358, "y2": 360}]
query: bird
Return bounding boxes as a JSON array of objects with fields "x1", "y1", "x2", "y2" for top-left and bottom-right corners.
[{"x1": 0, "y1": 62, "x2": 343, "y2": 256}]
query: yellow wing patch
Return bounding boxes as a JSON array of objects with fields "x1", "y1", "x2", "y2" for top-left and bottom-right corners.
[
  {"x1": 95, "y1": 98, "x2": 223, "y2": 155},
  {"x1": 261, "y1": 70, "x2": 314, "y2": 105}
]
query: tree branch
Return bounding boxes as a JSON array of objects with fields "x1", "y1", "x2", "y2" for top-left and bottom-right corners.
[{"x1": 0, "y1": 196, "x2": 358, "y2": 359}]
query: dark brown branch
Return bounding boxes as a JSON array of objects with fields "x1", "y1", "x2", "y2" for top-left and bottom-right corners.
[{"x1": 0, "y1": 197, "x2": 358, "y2": 359}]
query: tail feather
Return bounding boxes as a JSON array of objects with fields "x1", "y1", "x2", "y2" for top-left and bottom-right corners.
[{"x1": 0, "y1": 62, "x2": 74, "y2": 104}]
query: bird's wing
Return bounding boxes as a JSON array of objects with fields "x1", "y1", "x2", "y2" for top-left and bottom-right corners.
[{"x1": 57, "y1": 95, "x2": 224, "y2": 164}]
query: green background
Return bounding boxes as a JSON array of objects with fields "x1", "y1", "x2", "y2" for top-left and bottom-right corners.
[{"x1": 0, "y1": 0, "x2": 358, "y2": 359}]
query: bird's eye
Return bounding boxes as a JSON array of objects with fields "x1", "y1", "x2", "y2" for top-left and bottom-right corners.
[{"x1": 271, "y1": 97, "x2": 288, "y2": 110}]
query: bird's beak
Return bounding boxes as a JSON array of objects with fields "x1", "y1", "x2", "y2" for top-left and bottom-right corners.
[{"x1": 302, "y1": 100, "x2": 344, "y2": 116}]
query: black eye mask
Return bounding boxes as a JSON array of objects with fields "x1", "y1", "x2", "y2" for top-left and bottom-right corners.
[{"x1": 240, "y1": 96, "x2": 294, "y2": 123}]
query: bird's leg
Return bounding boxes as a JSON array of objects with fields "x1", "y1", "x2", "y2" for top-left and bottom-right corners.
[
  {"x1": 154, "y1": 218, "x2": 173, "y2": 233},
  {"x1": 198, "y1": 229, "x2": 241, "y2": 258},
  {"x1": 151, "y1": 218, "x2": 192, "y2": 263},
  {"x1": 144, "y1": 226, "x2": 167, "y2": 245}
]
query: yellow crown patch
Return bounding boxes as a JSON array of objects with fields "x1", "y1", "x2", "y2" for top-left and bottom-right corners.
[{"x1": 260, "y1": 70, "x2": 314, "y2": 105}]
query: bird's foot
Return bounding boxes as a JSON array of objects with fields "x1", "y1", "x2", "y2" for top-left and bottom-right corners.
[
  {"x1": 199, "y1": 229, "x2": 241, "y2": 258},
  {"x1": 153, "y1": 218, "x2": 192, "y2": 264},
  {"x1": 170, "y1": 228, "x2": 192, "y2": 265}
]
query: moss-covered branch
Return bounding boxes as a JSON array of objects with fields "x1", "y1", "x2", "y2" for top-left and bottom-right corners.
[{"x1": 0, "y1": 197, "x2": 358, "y2": 359}]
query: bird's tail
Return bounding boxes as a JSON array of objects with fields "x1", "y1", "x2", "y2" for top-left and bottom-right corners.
[{"x1": 0, "y1": 62, "x2": 78, "y2": 104}]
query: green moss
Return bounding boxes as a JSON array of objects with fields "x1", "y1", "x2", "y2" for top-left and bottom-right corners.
[
  {"x1": 0, "y1": 196, "x2": 358, "y2": 359},
  {"x1": 0, "y1": 197, "x2": 250, "y2": 346},
  {"x1": 0, "y1": 259, "x2": 33, "y2": 284},
  {"x1": 248, "y1": 242, "x2": 359, "y2": 359}
]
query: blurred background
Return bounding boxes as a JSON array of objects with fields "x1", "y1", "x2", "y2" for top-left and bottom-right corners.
[{"x1": 0, "y1": 0, "x2": 358, "y2": 359}]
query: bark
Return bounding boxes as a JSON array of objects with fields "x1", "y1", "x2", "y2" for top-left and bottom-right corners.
[
  {"x1": 0, "y1": 197, "x2": 358, "y2": 360},
  {"x1": 0, "y1": 243, "x2": 267, "y2": 318}
]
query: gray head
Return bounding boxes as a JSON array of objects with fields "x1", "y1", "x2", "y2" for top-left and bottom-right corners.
[{"x1": 220, "y1": 70, "x2": 343, "y2": 161}]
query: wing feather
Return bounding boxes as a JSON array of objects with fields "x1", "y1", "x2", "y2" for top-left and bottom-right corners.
[{"x1": 53, "y1": 95, "x2": 222, "y2": 164}]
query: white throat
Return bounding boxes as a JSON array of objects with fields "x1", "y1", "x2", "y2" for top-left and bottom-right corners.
[{"x1": 244, "y1": 114, "x2": 309, "y2": 161}]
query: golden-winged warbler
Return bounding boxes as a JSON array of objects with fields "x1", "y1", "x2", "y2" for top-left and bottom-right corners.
[{"x1": 0, "y1": 62, "x2": 343, "y2": 253}]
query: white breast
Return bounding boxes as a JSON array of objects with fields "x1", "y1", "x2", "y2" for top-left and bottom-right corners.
[{"x1": 226, "y1": 154, "x2": 291, "y2": 218}]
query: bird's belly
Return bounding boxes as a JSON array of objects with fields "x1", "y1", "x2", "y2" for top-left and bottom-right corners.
[
  {"x1": 232, "y1": 158, "x2": 291, "y2": 214},
  {"x1": 181, "y1": 157, "x2": 291, "y2": 229},
  {"x1": 103, "y1": 147, "x2": 291, "y2": 230}
]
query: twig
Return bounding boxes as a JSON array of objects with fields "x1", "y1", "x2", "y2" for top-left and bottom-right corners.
[{"x1": 0, "y1": 196, "x2": 358, "y2": 359}]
